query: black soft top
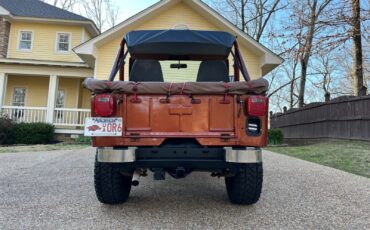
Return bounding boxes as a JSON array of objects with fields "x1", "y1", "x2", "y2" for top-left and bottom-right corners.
[{"x1": 125, "y1": 30, "x2": 236, "y2": 57}]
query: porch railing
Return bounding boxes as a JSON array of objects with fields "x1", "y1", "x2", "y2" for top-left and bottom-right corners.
[
  {"x1": 0, "y1": 106, "x2": 91, "y2": 127},
  {"x1": 1, "y1": 106, "x2": 47, "y2": 123},
  {"x1": 53, "y1": 108, "x2": 91, "y2": 127}
]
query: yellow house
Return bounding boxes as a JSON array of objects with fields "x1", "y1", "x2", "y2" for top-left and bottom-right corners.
[
  {"x1": 0, "y1": 0, "x2": 282, "y2": 136},
  {"x1": 0, "y1": 0, "x2": 99, "y2": 135}
]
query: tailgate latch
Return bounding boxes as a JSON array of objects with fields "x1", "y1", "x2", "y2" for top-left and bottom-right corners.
[
  {"x1": 129, "y1": 133, "x2": 141, "y2": 142},
  {"x1": 220, "y1": 133, "x2": 232, "y2": 142}
]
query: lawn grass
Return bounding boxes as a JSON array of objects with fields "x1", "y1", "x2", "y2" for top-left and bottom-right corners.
[
  {"x1": 0, "y1": 143, "x2": 89, "y2": 153},
  {"x1": 266, "y1": 141, "x2": 370, "y2": 178}
]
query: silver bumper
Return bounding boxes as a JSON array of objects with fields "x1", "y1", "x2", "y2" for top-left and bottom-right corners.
[
  {"x1": 97, "y1": 147, "x2": 136, "y2": 163},
  {"x1": 97, "y1": 147, "x2": 262, "y2": 163},
  {"x1": 225, "y1": 147, "x2": 262, "y2": 163}
]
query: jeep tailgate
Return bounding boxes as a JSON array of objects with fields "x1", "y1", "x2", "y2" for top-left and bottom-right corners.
[{"x1": 125, "y1": 95, "x2": 236, "y2": 137}]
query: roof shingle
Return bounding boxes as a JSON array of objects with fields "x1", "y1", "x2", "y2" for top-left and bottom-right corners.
[{"x1": 0, "y1": 0, "x2": 90, "y2": 22}]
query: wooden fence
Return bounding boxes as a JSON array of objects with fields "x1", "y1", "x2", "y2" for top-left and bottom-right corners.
[{"x1": 270, "y1": 95, "x2": 370, "y2": 142}]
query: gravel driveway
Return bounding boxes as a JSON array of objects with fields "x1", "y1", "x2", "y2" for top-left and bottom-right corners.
[{"x1": 0, "y1": 148, "x2": 369, "y2": 229}]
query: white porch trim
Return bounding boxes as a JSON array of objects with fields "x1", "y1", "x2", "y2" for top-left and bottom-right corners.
[
  {"x1": 1, "y1": 72, "x2": 91, "y2": 134},
  {"x1": 0, "y1": 105, "x2": 90, "y2": 131},
  {"x1": 54, "y1": 129, "x2": 84, "y2": 134},
  {"x1": 0, "y1": 73, "x2": 8, "y2": 109},
  {"x1": 46, "y1": 75, "x2": 59, "y2": 123},
  {"x1": 0, "y1": 63, "x2": 93, "y2": 78},
  {"x1": 0, "y1": 58, "x2": 90, "y2": 68}
]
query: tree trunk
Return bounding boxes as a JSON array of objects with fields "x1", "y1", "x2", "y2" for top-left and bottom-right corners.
[
  {"x1": 298, "y1": 60, "x2": 307, "y2": 107},
  {"x1": 290, "y1": 79, "x2": 295, "y2": 108},
  {"x1": 351, "y1": 0, "x2": 366, "y2": 96},
  {"x1": 241, "y1": 0, "x2": 246, "y2": 32},
  {"x1": 323, "y1": 73, "x2": 330, "y2": 102},
  {"x1": 298, "y1": 0, "x2": 318, "y2": 108}
]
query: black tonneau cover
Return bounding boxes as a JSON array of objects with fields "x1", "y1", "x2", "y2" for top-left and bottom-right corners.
[{"x1": 125, "y1": 30, "x2": 236, "y2": 57}]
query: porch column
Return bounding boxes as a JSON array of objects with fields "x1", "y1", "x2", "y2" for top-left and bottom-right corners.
[
  {"x1": 46, "y1": 75, "x2": 59, "y2": 123},
  {"x1": 0, "y1": 72, "x2": 8, "y2": 110}
]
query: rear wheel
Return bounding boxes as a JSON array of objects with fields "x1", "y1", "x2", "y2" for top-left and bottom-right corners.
[
  {"x1": 94, "y1": 158, "x2": 132, "y2": 204},
  {"x1": 225, "y1": 163, "x2": 263, "y2": 205}
]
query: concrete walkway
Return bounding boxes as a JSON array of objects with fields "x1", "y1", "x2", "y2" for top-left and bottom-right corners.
[{"x1": 0, "y1": 148, "x2": 369, "y2": 229}]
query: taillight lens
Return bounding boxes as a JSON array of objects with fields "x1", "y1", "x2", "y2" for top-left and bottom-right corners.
[
  {"x1": 93, "y1": 94, "x2": 114, "y2": 117},
  {"x1": 247, "y1": 96, "x2": 268, "y2": 117}
]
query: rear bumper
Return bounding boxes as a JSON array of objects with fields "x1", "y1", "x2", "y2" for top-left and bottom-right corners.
[{"x1": 97, "y1": 147, "x2": 262, "y2": 166}]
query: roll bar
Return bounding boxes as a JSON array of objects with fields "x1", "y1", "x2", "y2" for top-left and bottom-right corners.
[{"x1": 108, "y1": 38, "x2": 251, "y2": 82}]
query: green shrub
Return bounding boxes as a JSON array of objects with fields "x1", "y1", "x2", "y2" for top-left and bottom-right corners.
[
  {"x1": 268, "y1": 129, "x2": 284, "y2": 145},
  {"x1": 75, "y1": 136, "x2": 91, "y2": 144},
  {"x1": 0, "y1": 115, "x2": 14, "y2": 145},
  {"x1": 12, "y1": 122, "x2": 55, "y2": 144}
]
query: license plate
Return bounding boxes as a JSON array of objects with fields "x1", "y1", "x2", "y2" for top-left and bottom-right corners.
[{"x1": 84, "y1": 117, "x2": 123, "y2": 137}]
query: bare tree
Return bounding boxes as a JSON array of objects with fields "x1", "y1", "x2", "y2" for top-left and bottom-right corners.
[
  {"x1": 105, "y1": 0, "x2": 119, "y2": 28},
  {"x1": 81, "y1": 0, "x2": 119, "y2": 32},
  {"x1": 39, "y1": 0, "x2": 76, "y2": 10},
  {"x1": 82, "y1": 0, "x2": 105, "y2": 32},
  {"x1": 351, "y1": 0, "x2": 366, "y2": 96},
  {"x1": 311, "y1": 54, "x2": 333, "y2": 101},
  {"x1": 314, "y1": 0, "x2": 369, "y2": 96},
  {"x1": 295, "y1": 0, "x2": 332, "y2": 108},
  {"x1": 205, "y1": 0, "x2": 285, "y2": 42}
]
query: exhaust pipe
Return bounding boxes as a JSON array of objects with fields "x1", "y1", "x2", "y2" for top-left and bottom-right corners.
[{"x1": 132, "y1": 171, "x2": 140, "y2": 186}]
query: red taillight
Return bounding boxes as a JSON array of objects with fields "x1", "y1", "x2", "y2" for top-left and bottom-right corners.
[
  {"x1": 247, "y1": 95, "x2": 268, "y2": 117},
  {"x1": 93, "y1": 94, "x2": 115, "y2": 117}
]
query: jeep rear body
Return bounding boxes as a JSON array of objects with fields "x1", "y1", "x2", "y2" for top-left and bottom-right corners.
[{"x1": 84, "y1": 30, "x2": 269, "y2": 194}]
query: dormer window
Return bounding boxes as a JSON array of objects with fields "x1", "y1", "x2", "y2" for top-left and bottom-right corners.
[
  {"x1": 56, "y1": 33, "x2": 71, "y2": 53},
  {"x1": 18, "y1": 31, "x2": 33, "y2": 51}
]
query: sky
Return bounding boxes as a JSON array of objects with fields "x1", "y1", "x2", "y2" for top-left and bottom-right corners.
[
  {"x1": 111, "y1": 0, "x2": 159, "y2": 23},
  {"x1": 41, "y1": 0, "x2": 159, "y2": 30}
]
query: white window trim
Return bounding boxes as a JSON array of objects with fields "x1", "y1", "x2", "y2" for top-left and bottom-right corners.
[
  {"x1": 81, "y1": 28, "x2": 86, "y2": 43},
  {"x1": 11, "y1": 86, "x2": 28, "y2": 106},
  {"x1": 172, "y1": 23, "x2": 190, "y2": 30},
  {"x1": 55, "y1": 32, "x2": 72, "y2": 54},
  {"x1": 17, "y1": 30, "x2": 34, "y2": 52}
]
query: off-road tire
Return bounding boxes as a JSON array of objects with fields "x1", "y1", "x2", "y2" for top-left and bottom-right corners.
[
  {"x1": 225, "y1": 163, "x2": 263, "y2": 205},
  {"x1": 94, "y1": 159, "x2": 132, "y2": 204}
]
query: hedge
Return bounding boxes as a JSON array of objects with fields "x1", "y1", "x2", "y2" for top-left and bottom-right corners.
[
  {"x1": 12, "y1": 122, "x2": 55, "y2": 144},
  {"x1": 268, "y1": 129, "x2": 284, "y2": 145},
  {"x1": 0, "y1": 116, "x2": 54, "y2": 145},
  {"x1": 0, "y1": 116, "x2": 13, "y2": 145}
]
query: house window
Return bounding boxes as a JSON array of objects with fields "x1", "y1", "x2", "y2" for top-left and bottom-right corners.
[
  {"x1": 12, "y1": 87, "x2": 26, "y2": 119},
  {"x1": 18, "y1": 31, "x2": 33, "y2": 51},
  {"x1": 56, "y1": 89, "x2": 65, "y2": 121},
  {"x1": 56, "y1": 33, "x2": 71, "y2": 52},
  {"x1": 56, "y1": 89, "x2": 65, "y2": 108},
  {"x1": 12, "y1": 87, "x2": 26, "y2": 107}
]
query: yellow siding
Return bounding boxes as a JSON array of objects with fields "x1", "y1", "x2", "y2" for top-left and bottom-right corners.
[
  {"x1": 77, "y1": 78, "x2": 92, "y2": 109},
  {"x1": 58, "y1": 77, "x2": 80, "y2": 108},
  {"x1": 5, "y1": 75, "x2": 49, "y2": 107},
  {"x1": 5, "y1": 75, "x2": 87, "y2": 108},
  {"x1": 240, "y1": 46, "x2": 261, "y2": 80},
  {"x1": 161, "y1": 61, "x2": 200, "y2": 82},
  {"x1": 8, "y1": 22, "x2": 84, "y2": 63},
  {"x1": 95, "y1": 37, "x2": 122, "y2": 79},
  {"x1": 80, "y1": 88, "x2": 92, "y2": 109},
  {"x1": 83, "y1": 28, "x2": 93, "y2": 42},
  {"x1": 95, "y1": 3, "x2": 262, "y2": 81}
]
